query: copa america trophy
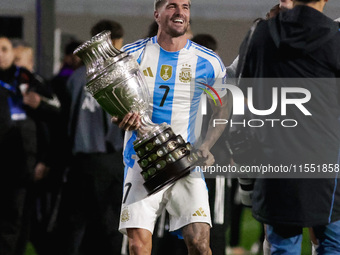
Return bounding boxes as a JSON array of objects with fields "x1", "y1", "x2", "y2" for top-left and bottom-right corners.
[{"x1": 74, "y1": 31, "x2": 200, "y2": 195}]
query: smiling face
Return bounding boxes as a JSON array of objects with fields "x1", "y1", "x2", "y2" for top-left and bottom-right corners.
[
  {"x1": 0, "y1": 37, "x2": 15, "y2": 71},
  {"x1": 154, "y1": 0, "x2": 190, "y2": 38}
]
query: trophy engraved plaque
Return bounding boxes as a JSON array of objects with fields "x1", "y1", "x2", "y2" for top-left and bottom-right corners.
[{"x1": 74, "y1": 31, "x2": 200, "y2": 195}]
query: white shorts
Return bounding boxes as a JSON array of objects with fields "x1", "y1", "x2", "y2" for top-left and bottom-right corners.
[{"x1": 119, "y1": 163, "x2": 211, "y2": 235}]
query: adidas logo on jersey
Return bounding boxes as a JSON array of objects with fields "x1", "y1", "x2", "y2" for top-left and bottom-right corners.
[
  {"x1": 193, "y1": 207, "x2": 207, "y2": 217},
  {"x1": 143, "y1": 67, "x2": 154, "y2": 77}
]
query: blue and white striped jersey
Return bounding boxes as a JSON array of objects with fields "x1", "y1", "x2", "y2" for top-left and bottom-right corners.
[{"x1": 122, "y1": 36, "x2": 226, "y2": 167}]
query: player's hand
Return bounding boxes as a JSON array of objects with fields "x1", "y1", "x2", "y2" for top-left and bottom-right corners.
[
  {"x1": 111, "y1": 112, "x2": 141, "y2": 131},
  {"x1": 23, "y1": 91, "x2": 41, "y2": 109},
  {"x1": 197, "y1": 145, "x2": 215, "y2": 166}
]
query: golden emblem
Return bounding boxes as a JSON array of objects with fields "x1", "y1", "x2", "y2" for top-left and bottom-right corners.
[
  {"x1": 160, "y1": 65, "x2": 172, "y2": 81},
  {"x1": 179, "y1": 67, "x2": 192, "y2": 83},
  {"x1": 121, "y1": 207, "x2": 130, "y2": 222}
]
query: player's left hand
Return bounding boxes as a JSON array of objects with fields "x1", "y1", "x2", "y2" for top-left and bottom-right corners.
[
  {"x1": 111, "y1": 112, "x2": 141, "y2": 131},
  {"x1": 197, "y1": 145, "x2": 215, "y2": 166}
]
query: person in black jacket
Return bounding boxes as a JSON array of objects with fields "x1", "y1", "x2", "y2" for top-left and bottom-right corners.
[
  {"x1": 0, "y1": 35, "x2": 57, "y2": 255},
  {"x1": 236, "y1": 0, "x2": 340, "y2": 254}
]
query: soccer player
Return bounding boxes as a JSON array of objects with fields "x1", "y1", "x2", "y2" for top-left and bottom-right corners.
[{"x1": 112, "y1": 0, "x2": 229, "y2": 254}]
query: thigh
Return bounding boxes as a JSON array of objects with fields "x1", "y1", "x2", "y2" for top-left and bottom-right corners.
[
  {"x1": 166, "y1": 171, "x2": 212, "y2": 232},
  {"x1": 265, "y1": 224, "x2": 303, "y2": 255},
  {"x1": 313, "y1": 220, "x2": 340, "y2": 254},
  {"x1": 119, "y1": 164, "x2": 167, "y2": 235}
]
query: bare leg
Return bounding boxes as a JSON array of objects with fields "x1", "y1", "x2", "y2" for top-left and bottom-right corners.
[
  {"x1": 127, "y1": 228, "x2": 152, "y2": 255},
  {"x1": 182, "y1": 223, "x2": 212, "y2": 255}
]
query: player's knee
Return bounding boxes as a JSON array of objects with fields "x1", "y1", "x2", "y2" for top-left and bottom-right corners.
[
  {"x1": 183, "y1": 223, "x2": 211, "y2": 254},
  {"x1": 127, "y1": 228, "x2": 152, "y2": 255},
  {"x1": 128, "y1": 239, "x2": 151, "y2": 254},
  {"x1": 186, "y1": 237, "x2": 210, "y2": 254}
]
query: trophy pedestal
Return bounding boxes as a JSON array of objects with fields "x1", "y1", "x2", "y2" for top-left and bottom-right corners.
[
  {"x1": 134, "y1": 127, "x2": 200, "y2": 196},
  {"x1": 143, "y1": 153, "x2": 197, "y2": 195}
]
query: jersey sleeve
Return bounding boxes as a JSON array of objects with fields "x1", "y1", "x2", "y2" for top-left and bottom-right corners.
[{"x1": 121, "y1": 38, "x2": 151, "y2": 64}]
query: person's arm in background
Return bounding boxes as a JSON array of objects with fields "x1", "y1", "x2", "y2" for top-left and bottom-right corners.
[
  {"x1": 21, "y1": 70, "x2": 60, "y2": 181},
  {"x1": 22, "y1": 70, "x2": 61, "y2": 122}
]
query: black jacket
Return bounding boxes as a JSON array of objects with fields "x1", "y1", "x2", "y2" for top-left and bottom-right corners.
[
  {"x1": 0, "y1": 65, "x2": 57, "y2": 185},
  {"x1": 237, "y1": 5, "x2": 340, "y2": 226}
]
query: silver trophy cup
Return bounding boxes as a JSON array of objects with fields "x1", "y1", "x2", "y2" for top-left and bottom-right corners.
[{"x1": 74, "y1": 31, "x2": 200, "y2": 195}]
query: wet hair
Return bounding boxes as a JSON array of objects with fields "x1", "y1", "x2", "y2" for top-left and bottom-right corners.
[
  {"x1": 154, "y1": 0, "x2": 191, "y2": 11},
  {"x1": 90, "y1": 20, "x2": 124, "y2": 39},
  {"x1": 192, "y1": 34, "x2": 218, "y2": 52}
]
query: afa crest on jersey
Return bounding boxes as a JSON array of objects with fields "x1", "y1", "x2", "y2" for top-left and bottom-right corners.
[
  {"x1": 179, "y1": 64, "x2": 192, "y2": 83},
  {"x1": 160, "y1": 65, "x2": 173, "y2": 81}
]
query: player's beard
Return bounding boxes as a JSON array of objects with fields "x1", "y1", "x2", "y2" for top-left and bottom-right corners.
[{"x1": 167, "y1": 22, "x2": 189, "y2": 38}]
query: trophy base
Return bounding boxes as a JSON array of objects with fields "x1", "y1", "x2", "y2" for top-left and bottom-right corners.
[
  {"x1": 143, "y1": 152, "x2": 199, "y2": 196},
  {"x1": 134, "y1": 126, "x2": 201, "y2": 196}
]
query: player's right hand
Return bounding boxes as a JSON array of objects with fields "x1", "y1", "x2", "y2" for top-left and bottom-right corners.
[
  {"x1": 23, "y1": 91, "x2": 41, "y2": 109},
  {"x1": 111, "y1": 112, "x2": 141, "y2": 131},
  {"x1": 197, "y1": 144, "x2": 215, "y2": 166}
]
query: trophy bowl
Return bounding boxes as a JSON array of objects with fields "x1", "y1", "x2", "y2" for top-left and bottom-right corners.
[{"x1": 74, "y1": 31, "x2": 201, "y2": 195}]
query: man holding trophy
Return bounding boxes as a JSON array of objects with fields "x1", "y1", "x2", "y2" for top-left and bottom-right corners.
[
  {"x1": 74, "y1": 0, "x2": 229, "y2": 254},
  {"x1": 116, "y1": 0, "x2": 228, "y2": 254}
]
